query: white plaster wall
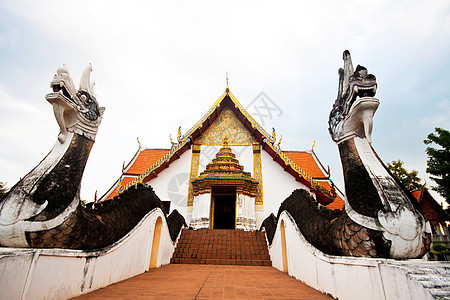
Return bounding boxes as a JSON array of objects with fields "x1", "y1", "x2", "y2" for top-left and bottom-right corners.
[
  {"x1": 0, "y1": 251, "x2": 34, "y2": 299},
  {"x1": 231, "y1": 146, "x2": 254, "y2": 174},
  {"x1": 147, "y1": 149, "x2": 192, "y2": 218},
  {"x1": 198, "y1": 145, "x2": 220, "y2": 172},
  {"x1": 267, "y1": 211, "x2": 440, "y2": 300},
  {"x1": 259, "y1": 150, "x2": 309, "y2": 228},
  {"x1": 0, "y1": 208, "x2": 180, "y2": 300},
  {"x1": 192, "y1": 193, "x2": 211, "y2": 219}
]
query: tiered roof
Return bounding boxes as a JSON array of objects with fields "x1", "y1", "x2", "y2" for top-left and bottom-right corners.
[
  {"x1": 100, "y1": 88, "x2": 344, "y2": 207},
  {"x1": 192, "y1": 138, "x2": 258, "y2": 197},
  {"x1": 412, "y1": 188, "x2": 450, "y2": 225},
  {"x1": 284, "y1": 151, "x2": 344, "y2": 209},
  {"x1": 284, "y1": 152, "x2": 328, "y2": 179},
  {"x1": 126, "y1": 149, "x2": 170, "y2": 176}
]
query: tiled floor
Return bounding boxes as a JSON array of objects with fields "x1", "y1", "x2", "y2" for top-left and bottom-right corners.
[{"x1": 72, "y1": 264, "x2": 331, "y2": 299}]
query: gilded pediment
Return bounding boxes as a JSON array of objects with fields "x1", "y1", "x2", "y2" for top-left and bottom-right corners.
[{"x1": 194, "y1": 107, "x2": 256, "y2": 146}]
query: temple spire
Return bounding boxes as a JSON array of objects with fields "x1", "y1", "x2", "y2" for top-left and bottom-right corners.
[{"x1": 225, "y1": 72, "x2": 229, "y2": 93}]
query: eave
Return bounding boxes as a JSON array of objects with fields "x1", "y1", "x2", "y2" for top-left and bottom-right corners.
[{"x1": 114, "y1": 89, "x2": 336, "y2": 204}]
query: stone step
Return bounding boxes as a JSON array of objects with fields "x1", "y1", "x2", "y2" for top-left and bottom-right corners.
[
  {"x1": 409, "y1": 267, "x2": 450, "y2": 275},
  {"x1": 172, "y1": 252, "x2": 271, "y2": 260},
  {"x1": 170, "y1": 258, "x2": 272, "y2": 266},
  {"x1": 397, "y1": 262, "x2": 450, "y2": 299},
  {"x1": 411, "y1": 277, "x2": 450, "y2": 289},
  {"x1": 426, "y1": 287, "x2": 450, "y2": 298},
  {"x1": 171, "y1": 229, "x2": 271, "y2": 266}
]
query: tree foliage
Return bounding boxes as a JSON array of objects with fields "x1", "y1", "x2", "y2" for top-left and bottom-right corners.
[
  {"x1": 424, "y1": 127, "x2": 450, "y2": 205},
  {"x1": 387, "y1": 160, "x2": 422, "y2": 191},
  {"x1": 0, "y1": 182, "x2": 9, "y2": 200}
]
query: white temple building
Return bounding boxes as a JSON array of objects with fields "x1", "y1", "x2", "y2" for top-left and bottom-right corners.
[{"x1": 99, "y1": 87, "x2": 344, "y2": 229}]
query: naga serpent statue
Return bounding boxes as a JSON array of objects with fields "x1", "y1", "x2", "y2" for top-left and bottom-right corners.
[
  {"x1": 0, "y1": 65, "x2": 184, "y2": 249},
  {"x1": 263, "y1": 51, "x2": 431, "y2": 259}
]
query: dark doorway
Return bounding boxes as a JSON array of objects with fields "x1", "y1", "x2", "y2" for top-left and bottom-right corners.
[{"x1": 212, "y1": 187, "x2": 236, "y2": 229}]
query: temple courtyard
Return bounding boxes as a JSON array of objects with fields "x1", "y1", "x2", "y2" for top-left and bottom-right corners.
[{"x1": 72, "y1": 264, "x2": 331, "y2": 299}]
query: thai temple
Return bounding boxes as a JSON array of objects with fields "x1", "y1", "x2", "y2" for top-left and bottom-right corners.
[
  {"x1": 1, "y1": 51, "x2": 449, "y2": 300},
  {"x1": 98, "y1": 87, "x2": 345, "y2": 230}
]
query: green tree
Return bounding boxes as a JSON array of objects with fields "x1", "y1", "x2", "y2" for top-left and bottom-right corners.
[
  {"x1": 0, "y1": 182, "x2": 9, "y2": 200},
  {"x1": 424, "y1": 127, "x2": 450, "y2": 205},
  {"x1": 387, "y1": 160, "x2": 422, "y2": 191}
]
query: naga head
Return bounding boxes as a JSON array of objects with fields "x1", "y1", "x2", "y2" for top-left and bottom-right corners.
[
  {"x1": 329, "y1": 50, "x2": 379, "y2": 143},
  {"x1": 45, "y1": 64, "x2": 105, "y2": 143}
]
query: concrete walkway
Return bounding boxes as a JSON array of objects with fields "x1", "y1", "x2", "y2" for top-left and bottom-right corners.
[{"x1": 73, "y1": 264, "x2": 331, "y2": 299}]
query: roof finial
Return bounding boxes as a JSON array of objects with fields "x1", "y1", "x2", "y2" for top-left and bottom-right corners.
[
  {"x1": 269, "y1": 127, "x2": 276, "y2": 143},
  {"x1": 177, "y1": 126, "x2": 182, "y2": 141},
  {"x1": 312, "y1": 140, "x2": 316, "y2": 152},
  {"x1": 137, "y1": 137, "x2": 141, "y2": 148},
  {"x1": 277, "y1": 134, "x2": 283, "y2": 149},
  {"x1": 225, "y1": 72, "x2": 229, "y2": 93}
]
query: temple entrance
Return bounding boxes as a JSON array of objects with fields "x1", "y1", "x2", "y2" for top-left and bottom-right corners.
[{"x1": 212, "y1": 187, "x2": 236, "y2": 229}]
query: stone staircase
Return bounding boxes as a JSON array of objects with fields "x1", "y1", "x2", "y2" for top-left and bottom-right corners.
[
  {"x1": 170, "y1": 229, "x2": 272, "y2": 266},
  {"x1": 403, "y1": 263, "x2": 450, "y2": 299}
]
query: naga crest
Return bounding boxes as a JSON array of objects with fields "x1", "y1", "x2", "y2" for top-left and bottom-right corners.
[
  {"x1": 0, "y1": 65, "x2": 186, "y2": 250},
  {"x1": 326, "y1": 51, "x2": 430, "y2": 259},
  {"x1": 46, "y1": 65, "x2": 105, "y2": 143},
  {"x1": 329, "y1": 50, "x2": 379, "y2": 143},
  {"x1": 0, "y1": 65, "x2": 105, "y2": 247}
]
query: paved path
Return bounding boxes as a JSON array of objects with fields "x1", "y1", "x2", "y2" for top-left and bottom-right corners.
[{"x1": 73, "y1": 264, "x2": 331, "y2": 299}]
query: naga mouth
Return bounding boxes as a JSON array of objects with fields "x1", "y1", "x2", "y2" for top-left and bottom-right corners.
[
  {"x1": 52, "y1": 83, "x2": 73, "y2": 101},
  {"x1": 353, "y1": 83, "x2": 377, "y2": 98}
]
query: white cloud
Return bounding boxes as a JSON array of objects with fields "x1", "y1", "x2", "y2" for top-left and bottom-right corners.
[
  {"x1": 1, "y1": 0, "x2": 450, "y2": 203},
  {"x1": 420, "y1": 99, "x2": 450, "y2": 128},
  {"x1": 0, "y1": 85, "x2": 56, "y2": 186}
]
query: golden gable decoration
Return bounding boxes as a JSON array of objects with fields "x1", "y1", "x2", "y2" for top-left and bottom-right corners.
[{"x1": 194, "y1": 107, "x2": 256, "y2": 146}]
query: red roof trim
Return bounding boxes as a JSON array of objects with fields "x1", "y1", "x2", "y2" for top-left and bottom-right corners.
[{"x1": 105, "y1": 90, "x2": 338, "y2": 204}]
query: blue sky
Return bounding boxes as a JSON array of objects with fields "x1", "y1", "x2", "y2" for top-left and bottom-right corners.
[{"x1": 1, "y1": 0, "x2": 449, "y2": 205}]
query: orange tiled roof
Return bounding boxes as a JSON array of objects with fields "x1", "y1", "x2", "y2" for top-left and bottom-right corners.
[
  {"x1": 326, "y1": 198, "x2": 344, "y2": 210},
  {"x1": 106, "y1": 176, "x2": 134, "y2": 200},
  {"x1": 105, "y1": 148, "x2": 346, "y2": 208},
  {"x1": 321, "y1": 180, "x2": 344, "y2": 210},
  {"x1": 411, "y1": 188, "x2": 450, "y2": 223},
  {"x1": 321, "y1": 188, "x2": 344, "y2": 210},
  {"x1": 104, "y1": 149, "x2": 170, "y2": 200},
  {"x1": 126, "y1": 149, "x2": 170, "y2": 175},
  {"x1": 116, "y1": 149, "x2": 344, "y2": 205},
  {"x1": 284, "y1": 150, "x2": 345, "y2": 209},
  {"x1": 411, "y1": 190, "x2": 422, "y2": 202},
  {"x1": 101, "y1": 91, "x2": 336, "y2": 202},
  {"x1": 284, "y1": 151, "x2": 327, "y2": 179}
]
